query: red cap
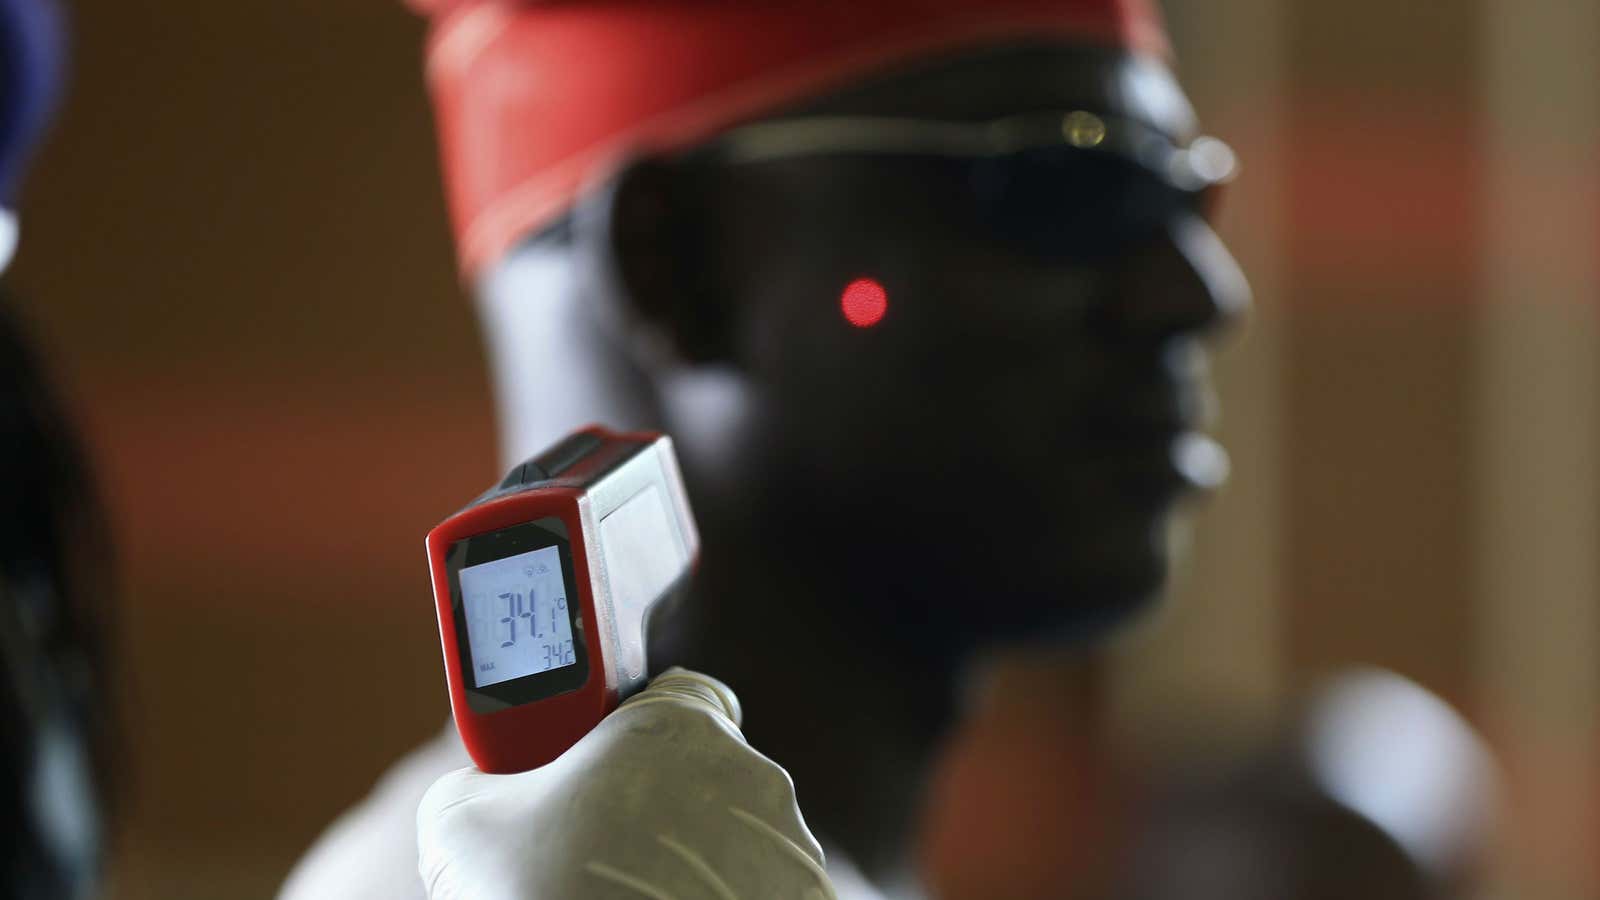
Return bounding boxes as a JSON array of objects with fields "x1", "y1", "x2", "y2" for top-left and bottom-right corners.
[{"x1": 416, "y1": 1, "x2": 1170, "y2": 277}]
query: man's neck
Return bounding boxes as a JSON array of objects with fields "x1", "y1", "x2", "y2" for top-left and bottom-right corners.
[
  {"x1": 675, "y1": 525, "x2": 1111, "y2": 893},
  {"x1": 675, "y1": 533, "x2": 952, "y2": 886}
]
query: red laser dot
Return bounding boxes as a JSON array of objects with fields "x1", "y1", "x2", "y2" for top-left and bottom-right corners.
[{"x1": 840, "y1": 277, "x2": 889, "y2": 328}]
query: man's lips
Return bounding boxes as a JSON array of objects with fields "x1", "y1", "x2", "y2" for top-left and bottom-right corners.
[
  {"x1": 1072, "y1": 375, "x2": 1226, "y2": 492},
  {"x1": 1088, "y1": 340, "x2": 1223, "y2": 491},
  {"x1": 1173, "y1": 430, "x2": 1230, "y2": 489},
  {"x1": 1066, "y1": 427, "x2": 1228, "y2": 494}
]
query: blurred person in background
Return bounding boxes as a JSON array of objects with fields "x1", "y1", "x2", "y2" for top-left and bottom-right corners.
[
  {"x1": 286, "y1": 1, "x2": 1253, "y2": 897},
  {"x1": 1113, "y1": 668, "x2": 1497, "y2": 900},
  {"x1": 1, "y1": 0, "x2": 118, "y2": 898}
]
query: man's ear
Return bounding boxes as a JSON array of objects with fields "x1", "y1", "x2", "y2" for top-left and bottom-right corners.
[
  {"x1": 607, "y1": 158, "x2": 682, "y2": 337},
  {"x1": 600, "y1": 157, "x2": 731, "y2": 364}
]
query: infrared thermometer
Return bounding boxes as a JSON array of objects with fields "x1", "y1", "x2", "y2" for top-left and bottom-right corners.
[{"x1": 426, "y1": 426, "x2": 699, "y2": 773}]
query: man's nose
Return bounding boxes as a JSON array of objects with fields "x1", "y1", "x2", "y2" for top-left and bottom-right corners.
[{"x1": 1098, "y1": 213, "x2": 1252, "y2": 341}]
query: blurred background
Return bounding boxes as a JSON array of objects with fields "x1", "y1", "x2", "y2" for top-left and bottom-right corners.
[{"x1": 7, "y1": 0, "x2": 1596, "y2": 897}]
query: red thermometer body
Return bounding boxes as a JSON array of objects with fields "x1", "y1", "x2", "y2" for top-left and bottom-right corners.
[{"x1": 426, "y1": 426, "x2": 699, "y2": 773}]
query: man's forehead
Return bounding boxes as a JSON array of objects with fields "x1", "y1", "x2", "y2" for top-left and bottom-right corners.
[{"x1": 780, "y1": 46, "x2": 1197, "y2": 141}]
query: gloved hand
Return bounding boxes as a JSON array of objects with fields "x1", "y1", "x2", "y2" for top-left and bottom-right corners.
[{"x1": 417, "y1": 668, "x2": 837, "y2": 900}]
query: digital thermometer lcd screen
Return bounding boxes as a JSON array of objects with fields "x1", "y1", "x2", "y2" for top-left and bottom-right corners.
[
  {"x1": 459, "y1": 545, "x2": 576, "y2": 688},
  {"x1": 446, "y1": 517, "x2": 590, "y2": 710}
]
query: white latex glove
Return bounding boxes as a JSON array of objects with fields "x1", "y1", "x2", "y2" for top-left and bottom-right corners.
[{"x1": 417, "y1": 668, "x2": 837, "y2": 900}]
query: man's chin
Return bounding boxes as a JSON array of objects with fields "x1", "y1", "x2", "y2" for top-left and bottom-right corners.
[
  {"x1": 850, "y1": 536, "x2": 1171, "y2": 667},
  {"x1": 995, "y1": 556, "x2": 1168, "y2": 642},
  {"x1": 782, "y1": 497, "x2": 1178, "y2": 665},
  {"x1": 962, "y1": 511, "x2": 1176, "y2": 646}
]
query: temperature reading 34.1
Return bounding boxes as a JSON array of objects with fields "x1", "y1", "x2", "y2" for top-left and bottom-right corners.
[{"x1": 458, "y1": 545, "x2": 575, "y2": 688}]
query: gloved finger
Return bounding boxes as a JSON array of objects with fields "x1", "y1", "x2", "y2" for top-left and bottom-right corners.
[
  {"x1": 418, "y1": 756, "x2": 830, "y2": 900},
  {"x1": 416, "y1": 766, "x2": 515, "y2": 900},
  {"x1": 575, "y1": 788, "x2": 835, "y2": 900},
  {"x1": 416, "y1": 669, "x2": 832, "y2": 900},
  {"x1": 620, "y1": 666, "x2": 743, "y2": 729},
  {"x1": 586, "y1": 703, "x2": 829, "y2": 880}
]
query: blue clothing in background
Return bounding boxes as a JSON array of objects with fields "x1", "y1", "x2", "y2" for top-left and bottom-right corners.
[{"x1": 0, "y1": 0, "x2": 63, "y2": 206}]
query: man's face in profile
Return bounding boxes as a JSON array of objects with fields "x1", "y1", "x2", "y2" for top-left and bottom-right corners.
[{"x1": 598, "y1": 45, "x2": 1250, "y2": 662}]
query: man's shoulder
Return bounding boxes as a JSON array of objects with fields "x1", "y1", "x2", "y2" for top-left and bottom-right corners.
[{"x1": 277, "y1": 725, "x2": 470, "y2": 900}]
